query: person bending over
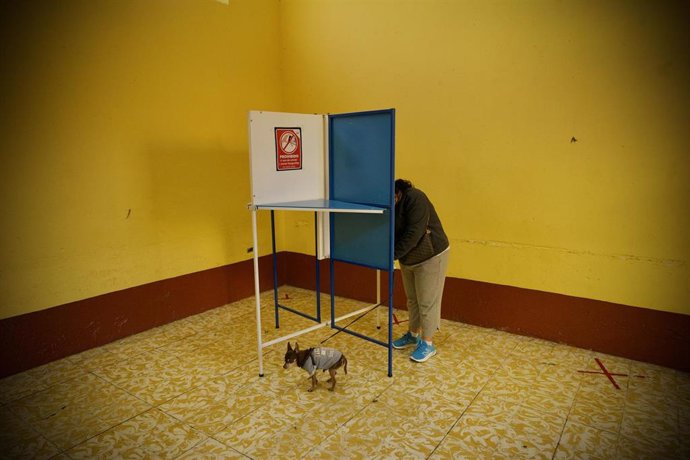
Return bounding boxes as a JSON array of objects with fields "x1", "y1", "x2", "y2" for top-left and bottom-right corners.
[{"x1": 392, "y1": 179, "x2": 450, "y2": 362}]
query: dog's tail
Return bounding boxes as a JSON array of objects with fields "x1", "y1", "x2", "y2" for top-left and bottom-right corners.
[{"x1": 344, "y1": 356, "x2": 348, "y2": 375}]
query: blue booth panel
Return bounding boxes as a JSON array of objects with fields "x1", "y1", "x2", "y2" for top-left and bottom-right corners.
[
  {"x1": 331, "y1": 211, "x2": 391, "y2": 270},
  {"x1": 329, "y1": 110, "x2": 395, "y2": 270}
]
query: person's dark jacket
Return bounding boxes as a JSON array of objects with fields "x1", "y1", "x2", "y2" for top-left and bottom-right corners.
[{"x1": 394, "y1": 187, "x2": 449, "y2": 262}]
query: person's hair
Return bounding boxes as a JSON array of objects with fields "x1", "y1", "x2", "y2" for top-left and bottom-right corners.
[{"x1": 395, "y1": 179, "x2": 413, "y2": 193}]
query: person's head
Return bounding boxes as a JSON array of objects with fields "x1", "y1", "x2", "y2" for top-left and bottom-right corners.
[{"x1": 395, "y1": 179, "x2": 412, "y2": 203}]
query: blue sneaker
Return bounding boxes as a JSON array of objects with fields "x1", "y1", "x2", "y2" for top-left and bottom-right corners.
[
  {"x1": 392, "y1": 331, "x2": 419, "y2": 349},
  {"x1": 410, "y1": 341, "x2": 437, "y2": 362}
]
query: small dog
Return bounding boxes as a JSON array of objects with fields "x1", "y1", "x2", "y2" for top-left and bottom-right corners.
[{"x1": 283, "y1": 342, "x2": 348, "y2": 392}]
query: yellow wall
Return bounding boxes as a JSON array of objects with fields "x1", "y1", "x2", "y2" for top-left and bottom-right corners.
[
  {"x1": 1, "y1": 0, "x2": 687, "y2": 321},
  {"x1": 278, "y1": 0, "x2": 690, "y2": 314},
  {"x1": 0, "y1": 0, "x2": 282, "y2": 319}
]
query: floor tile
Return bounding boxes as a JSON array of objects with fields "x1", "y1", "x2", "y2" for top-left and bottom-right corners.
[
  {"x1": 177, "y1": 438, "x2": 248, "y2": 458},
  {"x1": 553, "y1": 420, "x2": 618, "y2": 459},
  {"x1": 65, "y1": 408, "x2": 207, "y2": 459}
]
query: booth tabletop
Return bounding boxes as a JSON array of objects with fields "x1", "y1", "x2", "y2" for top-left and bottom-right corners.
[{"x1": 254, "y1": 199, "x2": 385, "y2": 213}]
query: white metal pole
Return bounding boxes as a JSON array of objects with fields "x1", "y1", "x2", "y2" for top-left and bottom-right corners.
[
  {"x1": 251, "y1": 207, "x2": 264, "y2": 376},
  {"x1": 376, "y1": 269, "x2": 381, "y2": 329}
]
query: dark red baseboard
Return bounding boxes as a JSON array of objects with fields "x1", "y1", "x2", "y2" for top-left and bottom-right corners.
[
  {"x1": 441, "y1": 279, "x2": 690, "y2": 372},
  {"x1": 0, "y1": 254, "x2": 281, "y2": 378},
  {"x1": 1, "y1": 251, "x2": 688, "y2": 378}
]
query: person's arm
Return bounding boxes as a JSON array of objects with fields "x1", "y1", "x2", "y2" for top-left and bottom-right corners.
[{"x1": 394, "y1": 191, "x2": 430, "y2": 260}]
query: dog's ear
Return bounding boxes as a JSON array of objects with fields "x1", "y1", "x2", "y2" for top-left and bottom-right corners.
[
  {"x1": 295, "y1": 342, "x2": 300, "y2": 352},
  {"x1": 287, "y1": 342, "x2": 292, "y2": 352}
]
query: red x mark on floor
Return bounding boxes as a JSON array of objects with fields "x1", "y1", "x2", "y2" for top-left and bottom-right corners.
[
  {"x1": 577, "y1": 358, "x2": 646, "y2": 389},
  {"x1": 392, "y1": 313, "x2": 408, "y2": 326}
]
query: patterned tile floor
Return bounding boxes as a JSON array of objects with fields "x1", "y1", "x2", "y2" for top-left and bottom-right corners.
[{"x1": 1, "y1": 286, "x2": 689, "y2": 459}]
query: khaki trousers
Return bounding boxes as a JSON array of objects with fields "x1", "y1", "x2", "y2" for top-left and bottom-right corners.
[{"x1": 400, "y1": 248, "x2": 450, "y2": 339}]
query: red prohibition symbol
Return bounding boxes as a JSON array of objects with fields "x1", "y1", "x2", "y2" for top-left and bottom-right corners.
[{"x1": 275, "y1": 127, "x2": 302, "y2": 171}]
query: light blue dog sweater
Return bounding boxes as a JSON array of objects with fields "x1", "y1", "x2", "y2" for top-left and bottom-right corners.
[{"x1": 301, "y1": 348, "x2": 343, "y2": 376}]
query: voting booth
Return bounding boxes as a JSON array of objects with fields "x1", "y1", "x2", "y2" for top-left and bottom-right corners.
[{"x1": 248, "y1": 109, "x2": 396, "y2": 377}]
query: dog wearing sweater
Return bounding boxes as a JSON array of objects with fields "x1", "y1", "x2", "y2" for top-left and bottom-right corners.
[{"x1": 283, "y1": 342, "x2": 348, "y2": 392}]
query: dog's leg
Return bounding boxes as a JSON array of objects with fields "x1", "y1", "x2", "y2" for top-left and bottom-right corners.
[
  {"x1": 328, "y1": 369, "x2": 337, "y2": 391},
  {"x1": 308, "y1": 374, "x2": 317, "y2": 392}
]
